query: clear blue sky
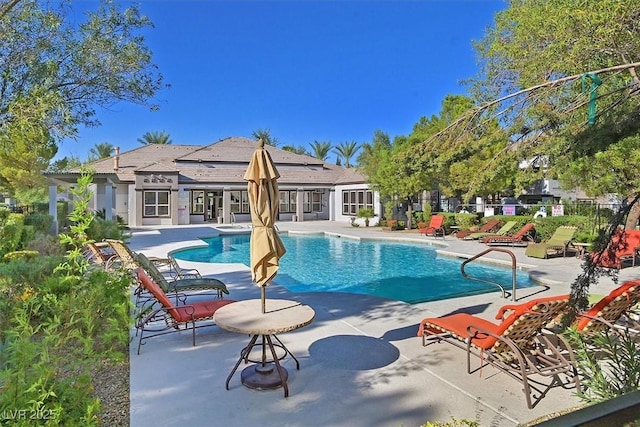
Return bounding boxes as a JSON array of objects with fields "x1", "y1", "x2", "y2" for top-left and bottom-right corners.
[{"x1": 58, "y1": 0, "x2": 506, "y2": 163}]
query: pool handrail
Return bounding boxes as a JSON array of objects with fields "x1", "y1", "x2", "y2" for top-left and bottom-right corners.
[{"x1": 460, "y1": 248, "x2": 517, "y2": 301}]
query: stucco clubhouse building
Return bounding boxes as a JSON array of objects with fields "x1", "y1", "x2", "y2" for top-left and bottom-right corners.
[{"x1": 46, "y1": 137, "x2": 379, "y2": 230}]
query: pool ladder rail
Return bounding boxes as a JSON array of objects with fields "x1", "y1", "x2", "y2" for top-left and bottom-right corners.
[{"x1": 460, "y1": 248, "x2": 518, "y2": 301}]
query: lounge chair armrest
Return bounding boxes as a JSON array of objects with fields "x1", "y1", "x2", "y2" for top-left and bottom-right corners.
[
  {"x1": 149, "y1": 256, "x2": 171, "y2": 266},
  {"x1": 576, "y1": 311, "x2": 620, "y2": 331},
  {"x1": 171, "y1": 278, "x2": 230, "y2": 294},
  {"x1": 495, "y1": 305, "x2": 519, "y2": 320},
  {"x1": 466, "y1": 324, "x2": 525, "y2": 356},
  {"x1": 465, "y1": 324, "x2": 494, "y2": 340},
  {"x1": 137, "y1": 303, "x2": 197, "y2": 327}
]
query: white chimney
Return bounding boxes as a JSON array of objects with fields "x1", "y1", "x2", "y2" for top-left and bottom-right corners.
[{"x1": 113, "y1": 146, "x2": 120, "y2": 171}]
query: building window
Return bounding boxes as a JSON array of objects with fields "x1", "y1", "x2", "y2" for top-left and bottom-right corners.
[
  {"x1": 342, "y1": 190, "x2": 373, "y2": 215},
  {"x1": 312, "y1": 191, "x2": 322, "y2": 212},
  {"x1": 144, "y1": 190, "x2": 170, "y2": 217},
  {"x1": 241, "y1": 191, "x2": 250, "y2": 213},
  {"x1": 302, "y1": 191, "x2": 323, "y2": 213},
  {"x1": 279, "y1": 191, "x2": 297, "y2": 213},
  {"x1": 230, "y1": 190, "x2": 250, "y2": 213},
  {"x1": 191, "y1": 190, "x2": 204, "y2": 214},
  {"x1": 230, "y1": 191, "x2": 241, "y2": 213}
]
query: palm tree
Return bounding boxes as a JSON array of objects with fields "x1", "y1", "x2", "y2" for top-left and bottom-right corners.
[
  {"x1": 309, "y1": 140, "x2": 332, "y2": 161},
  {"x1": 137, "y1": 131, "x2": 173, "y2": 145},
  {"x1": 333, "y1": 141, "x2": 360, "y2": 168},
  {"x1": 281, "y1": 145, "x2": 309, "y2": 155},
  {"x1": 251, "y1": 128, "x2": 278, "y2": 147},
  {"x1": 87, "y1": 142, "x2": 114, "y2": 162}
]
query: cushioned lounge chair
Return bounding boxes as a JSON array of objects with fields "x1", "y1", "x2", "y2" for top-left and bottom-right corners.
[
  {"x1": 575, "y1": 280, "x2": 640, "y2": 335},
  {"x1": 591, "y1": 229, "x2": 640, "y2": 269},
  {"x1": 135, "y1": 252, "x2": 229, "y2": 305},
  {"x1": 420, "y1": 214, "x2": 445, "y2": 238},
  {"x1": 455, "y1": 218, "x2": 501, "y2": 239},
  {"x1": 135, "y1": 267, "x2": 236, "y2": 354},
  {"x1": 483, "y1": 223, "x2": 535, "y2": 247},
  {"x1": 418, "y1": 295, "x2": 580, "y2": 409},
  {"x1": 465, "y1": 221, "x2": 516, "y2": 240},
  {"x1": 167, "y1": 254, "x2": 202, "y2": 279},
  {"x1": 525, "y1": 226, "x2": 578, "y2": 259}
]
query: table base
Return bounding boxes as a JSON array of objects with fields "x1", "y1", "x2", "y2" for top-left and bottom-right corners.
[
  {"x1": 241, "y1": 364, "x2": 288, "y2": 390},
  {"x1": 225, "y1": 334, "x2": 300, "y2": 397}
]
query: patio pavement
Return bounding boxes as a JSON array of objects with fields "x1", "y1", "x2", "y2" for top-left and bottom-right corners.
[{"x1": 127, "y1": 220, "x2": 640, "y2": 427}]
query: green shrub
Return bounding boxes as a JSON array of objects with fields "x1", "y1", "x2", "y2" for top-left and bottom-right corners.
[
  {"x1": 384, "y1": 200, "x2": 395, "y2": 220},
  {"x1": 87, "y1": 217, "x2": 126, "y2": 242},
  {"x1": 357, "y1": 207, "x2": 374, "y2": 219},
  {"x1": 530, "y1": 215, "x2": 591, "y2": 241},
  {"x1": 26, "y1": 232, "x2": 65, "y2": 256},
  {"x1": 57, "y1": 200, "x2": 70, "y2": 230},
  {"x1": 423, "y1": 203, "x2": 432, "y2": 219},
  {"x1": 24, "y1": 213, "x2": 54, "y2": 234},
  {"x1": 3, "y1": 250, "x2": 40, "y2": 262},
  {"x1": 454, "y1": 213, "x2": 478, "y2": 229},
  {"x1": 0, "y1": 169, "x2": 132, "y2": 424},
  {"x1": 19, "y1": 224, "x2": 36, "y2": 249},
  {"x1": 0, "y1": 213, "x2": 25, "y2": 258},
  {"x1": 565, "y1": 327, "x2": 640, "y2": 404}
]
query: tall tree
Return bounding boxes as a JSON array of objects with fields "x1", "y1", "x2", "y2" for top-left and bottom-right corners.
[
  {"x1": 281, "y1": 145, "x2": 309, "y2": 155},
  {"x1": 87, "y1": 142, "x2": 115, "y2": 161},
  {"x1": 309, "y1": 140, "x2": 332, "y2": 161},
  {"x1": 49, "y1": 155, "x2": 83, "y2": 172},
  {"x1": 410, "y1": 0, "x2": 640, "y2": 310},
  {"x1": 362, "y1": 135, "x2": 426, "y2": 229},
  {"x1": 413, "y1": 1, "x2": 640, "y2": 215},
  {"x1": 333, "y1": 141, "x2": 360, "y2": 168},
  {"x1": 357, "y1": 130, "x2": 391, "y2": 181},
  {"x1": 137, "y1": 131, "x2": 172, "y2": 145},
  {"x1": 251, "y1": 128, "x2": 278, "y2": 147},
  {"x1": 0, "y1": 0, "x2": 162, "y2": 199}
]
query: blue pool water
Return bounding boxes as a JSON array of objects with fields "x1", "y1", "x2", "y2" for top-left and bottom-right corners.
[{"x1": 172, "y1": 234, "x2": 536, "y2": 304}]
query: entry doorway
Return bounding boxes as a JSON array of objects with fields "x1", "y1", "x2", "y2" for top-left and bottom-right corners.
[{"x1": 206, "y1": 191, "x2": 223, "y2": 222}]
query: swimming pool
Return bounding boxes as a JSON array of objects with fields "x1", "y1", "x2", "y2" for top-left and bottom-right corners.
[{"x1": 172, "y1": 233, "x2": 536, "y2": 304}]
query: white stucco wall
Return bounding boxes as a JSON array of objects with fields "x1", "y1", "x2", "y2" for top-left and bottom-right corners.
[{"x1": 333, "y1": 183, "x2": 380, "y2": 227}]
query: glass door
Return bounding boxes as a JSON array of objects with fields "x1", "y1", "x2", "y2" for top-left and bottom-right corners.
[{"x1": 205, "y1": 191, "x2": 224, "y2": 222}]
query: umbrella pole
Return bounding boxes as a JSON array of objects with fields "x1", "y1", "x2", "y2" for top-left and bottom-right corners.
[{"x1": 261, "y1": 286, "x2": 266, "y2": 313}]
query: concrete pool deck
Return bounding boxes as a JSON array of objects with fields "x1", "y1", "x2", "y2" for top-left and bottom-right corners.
[{"x1": 128, "y1": 221, "x2": 639, "y2": 427}]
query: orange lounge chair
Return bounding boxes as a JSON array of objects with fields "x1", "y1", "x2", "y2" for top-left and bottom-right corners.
[
  {"x1": 575, "y1": 280, "x2": 640, "y2": 335},
  {"x1": 418, "y1": 295, "x2": 580, "y2": 409},
  {"x1": 455, "y1": 218, "x2": 501, "y2": 239},
  {"x1": 135, "y1": 267, "x2": 236, "y2": 354},
  {"x1": 591, "y1": 229, "x2": 640, "y2": 269},
  {"x1": 482, "y1": 223, "x2": 535, "y2": 247},
  {"x1": 420, "y1": 214, "x2": 445, "y2": 238}
]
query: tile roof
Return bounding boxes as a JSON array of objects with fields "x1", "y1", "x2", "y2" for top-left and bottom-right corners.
[
  {"x1": 177, "y1": 136, "x2": 326, "y2": 166},
  {"x1": 48, "y1": 136, "x2": 367, "y2": 186}
]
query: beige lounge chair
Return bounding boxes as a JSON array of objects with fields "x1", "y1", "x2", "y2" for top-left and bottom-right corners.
[
  {"x1": 104, "y1": 239, "x2": 170, "y2": 271},
  {"x1": 525, "y1": 226, "x2": 578, "y2": 259}
]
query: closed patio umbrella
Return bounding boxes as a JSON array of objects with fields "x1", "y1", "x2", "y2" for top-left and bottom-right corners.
[{"x1": 243, "y1": 138, "x2": 286, "y2": 313}]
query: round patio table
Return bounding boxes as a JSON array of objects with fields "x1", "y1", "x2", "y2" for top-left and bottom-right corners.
[{"x1": 214, "y1": 299, "x2": 315, "y2": 397}]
